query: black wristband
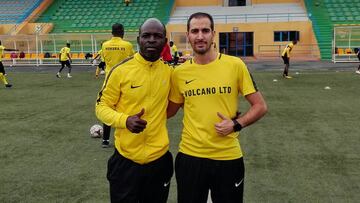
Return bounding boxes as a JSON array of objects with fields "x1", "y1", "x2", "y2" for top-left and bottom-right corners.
[{"x1": 232, "y1": 119, "x2": 242, "y2": 132}]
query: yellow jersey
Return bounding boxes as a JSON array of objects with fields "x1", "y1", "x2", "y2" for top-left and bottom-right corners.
[
  {"x1": 281, "y1": 42, "x2": 294, "y2": 58},
  {"x1": 169, "y1": 53, "x2": 257, "y2": 160},
  {"x1": 96, "y1": 53, "x2": 173, "y2": 164},
  {"x1": 59, "y1": 47, "x2": 71, "y2": 61},
  {"x1": 0, "y1": 45, "x2": 5, "y2": 62},
  {"x1": 101, "y1": 37, "x2": 134, "y2": 75},
  {"x1": 171, "y1": 44, "x2": 178, "y2": 57}
]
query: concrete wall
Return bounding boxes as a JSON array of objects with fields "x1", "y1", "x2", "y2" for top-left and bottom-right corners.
[{"x1": 166, "y1": 20, "x2": 319, "y2": 57}]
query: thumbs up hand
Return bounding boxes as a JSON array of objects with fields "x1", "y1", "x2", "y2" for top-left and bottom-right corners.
[
  {"x1": 214, "y1": 112, "x2": 234, "y2": 136},
  {"x1": 126, "y1": 108, "x2": 147, "y2": 133}
]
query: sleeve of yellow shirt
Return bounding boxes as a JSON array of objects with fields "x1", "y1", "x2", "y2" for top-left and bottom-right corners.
[
  {"x1": 169, "y1": 68, "x2": 184, "y2": 104},
  {"x1": 237, "y1": 60, "x2": 257, "y2": 96},
  {"x1": 95, "y1": 70, "x2": 129, "y2": 129}
]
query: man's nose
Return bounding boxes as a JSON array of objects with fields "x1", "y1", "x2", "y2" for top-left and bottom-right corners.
[
  {"x1": 148, "y1": 35, "x2": 156, "y2": 42},
  {"x1": 196, "y1": 31, "x2": 204, "y2": 40}
]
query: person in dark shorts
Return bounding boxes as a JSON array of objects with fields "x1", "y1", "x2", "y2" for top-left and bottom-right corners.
[
  {"x1": 167, "y1": 12, "x2": 268, "y2": 203},
  {"x1": 281, "y1": 40, "x2": 297, "y2": 79},
  {"x1": 0, "y1": 40, "x2": 18, "y2": 88},
  {"x1": 91, "y1": 45, "x2": 106, "y2": 78},
  {"x1": 56, "y1": 43, "x2": 72, "y2": 78},
  {"x1": 96, "y1": 18, "x2": 173, "y2": 203},
  {"x1": 355, "y1": 48, "x2": 360, "y2": 74}
]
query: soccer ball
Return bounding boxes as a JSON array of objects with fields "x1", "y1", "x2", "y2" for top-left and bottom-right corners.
[
  {"x1": 90, "y1": 124, "x2": 103, "y2": 138},
  {"x1": 100, "y1": 70, "x2": 105, "y2": 75}
]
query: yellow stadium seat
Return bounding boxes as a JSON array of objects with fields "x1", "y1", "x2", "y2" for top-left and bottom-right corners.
[
  {"x1": 345, "y1": 48, "x2": 352, "y2": 54},
  {"x1": 71, "y1": 53, "x2": 79, "y2": 59},
  {"x1": 338, "y1": 48, "x2": 344, "y2": 55},
  {"x1": 31, "y1": 53, "x2": 37, "y2": 59},
  {"x1": 38, "y1": 53, "x2": 44, "y2": 59},
  {"x1": 78, "y1": 53, "x2": 85, "y2": 59},
  {"x1": 4, "y1": 53, "x2": 11, "y2": 59},
  {"x1": 25, "y1": 53, "x2": 31, "y2": 59}
]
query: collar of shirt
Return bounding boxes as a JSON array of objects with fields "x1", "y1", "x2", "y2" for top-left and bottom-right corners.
[
  {"x1": 134, "y1": 52, "x2": 161, "y2": 67},
  {"x1": 111, "y1": 37, "x2": 123, "y2": 41}
]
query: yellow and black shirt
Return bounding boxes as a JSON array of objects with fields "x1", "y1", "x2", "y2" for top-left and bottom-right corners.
[
  {"x1": 96, "y1": 53, "x2": 173, "y2": 164},
  {"x1": 169, "y1": 53, "x2": 257, "y2": 160},
  {"x1": 59, "y1": 47, "x2": 70, "y2": 61},
  {"x1": 102, "y1": 37, "x2": 134, "y2": 75},
  {"x1": 171, "y1": 44, "x2": 178, "y2": 58},
  {"x1": 281, "y1": 42, "x2": 294, "y2": 58},
  {"x1": 0, "y1": 45, "x2": 5, "y2": 62}
]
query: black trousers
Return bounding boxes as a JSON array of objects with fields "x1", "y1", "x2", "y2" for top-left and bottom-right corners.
[
  {"x1": 175, "y1": 152, "x2": 245, "y2": 203},
  {"x1": 0, "y1": 62, "x2": 5, "y2": 74},
  {"x1": 98, "y1": 61, "x2": 105, "y2": 70},
  {"x1": 59, "y1": 60, "x2": 72, "y2": 73},
  {"x1": 107, "y1": 150, "x2": 173, "y2": 203},
  {"x1": 282, "y1": 55, "x2": 289, "y2": 65}
]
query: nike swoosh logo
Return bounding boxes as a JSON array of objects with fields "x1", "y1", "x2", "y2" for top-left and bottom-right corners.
[
  {"x1": 163, "y1": 182, "x2": 170, "y2": 187},
  {"x1": 131, "y1": 85, "x2": 142, "y2": 89},
  {"x1": 235, "y1": 179, "x2": 243, "y2": 187},
  {"x1": 185, "y1": 79, "x2": 195, "y2": 84}
]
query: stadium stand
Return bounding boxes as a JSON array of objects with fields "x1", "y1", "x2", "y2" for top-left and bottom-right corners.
[
  {"x1": 0, "y1": 0, "x2": 42, "y2": 24},
  {"x1": 304, "y1": 0, "x2": 360, "y2": 59},
  {"x1": 169, "y1": 3, "x2": 308, "y2": 24},
  {"x1": 36, "y1": 0, "x2": 174, "y2": 33}
]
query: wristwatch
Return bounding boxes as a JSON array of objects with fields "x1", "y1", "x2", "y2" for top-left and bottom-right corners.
[{"x1": 232, "y1": 119, "x2": 242, "y2": 132}]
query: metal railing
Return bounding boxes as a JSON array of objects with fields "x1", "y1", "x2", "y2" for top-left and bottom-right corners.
[
  {"x1": 258, "y1": 44, "x2": 321, "y2": 58},
  {"x1": 169, "y1": 12, "x2": 308, "y2": 24}
]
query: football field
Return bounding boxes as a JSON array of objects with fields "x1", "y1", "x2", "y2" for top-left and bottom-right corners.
[{"x1": 0, "y1": 63, "x2": 360, "y2": 202}]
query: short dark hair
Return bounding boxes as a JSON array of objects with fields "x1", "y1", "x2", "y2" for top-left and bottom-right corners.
[
  {"x1": 66, "y1": 43, "x2": 70, "y2": 47},
  {"x1": 112, "y1": 23, "x2": 124, "y2": 37},
  {"x1": 139, "y1": 18, "x2": 166, "y2": 36},
  {"x1": 187, "y1": 12, "x2": 214, "y2": 32},
  {"x1": 292, "y1": 40, "x2": 298, "y2": 44}
]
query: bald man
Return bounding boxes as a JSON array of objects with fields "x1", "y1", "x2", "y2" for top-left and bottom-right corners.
[{"x1": 95, "y1": 18, "x2": 173, "y2": 203}]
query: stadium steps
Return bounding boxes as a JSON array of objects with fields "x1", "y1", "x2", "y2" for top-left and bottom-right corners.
[
  {"x1": 304, "y1": 0, "x2": 333, "y2": 60},
  {"x1": 36, "y1": 0, "x2": 175, "y2": 33}
]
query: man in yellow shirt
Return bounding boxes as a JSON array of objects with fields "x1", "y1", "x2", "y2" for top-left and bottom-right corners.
[
  {"x1": 100, "y1": 23, "x2": 135, "y2": 148},
  {"x1": 56, "y1": 43, "x2": 72, "y2": 78},
  {"x1": 96, "y1": 18, "x2": 173, "y2": 202},
  {"x1": 169, "y1": 41, "x2": 179, "y2": 65},
  {"x1": 91, "y1": 44, "x2": 105, "y2": 78},
  {"x1": 167, "y1": 12, "x2": 267, "y2": 203},
  {"x1": 281, "y1": 40, "x2": 297, "y2": 79},
  {"x1": 0, "y1": 40, "x2": 18, "y2": 88}
]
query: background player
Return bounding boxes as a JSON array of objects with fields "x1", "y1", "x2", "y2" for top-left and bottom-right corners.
[
  {"x1": 100, "y1": 23, "x2": 135, "y2": 148},
  {"x1": 355, "y1": 48, "x2": 360, "y2": 74},
  {"x1": 56, "y1": 43, "x2": 72, "y2": 78},
  {"x1": 281, "y1": 40, "x2": 297, "y2": 79},
  {"x1": 0, "y1": 40, "x2": 18, "y2": 88},
  {"x1": 91, "y1": 44, "x2": 105, "y2": 78}
]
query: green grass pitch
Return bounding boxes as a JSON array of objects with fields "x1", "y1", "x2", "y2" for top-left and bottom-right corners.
[{"x1": 0, "y1": 70, "x2": 359, "y2": 202}]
